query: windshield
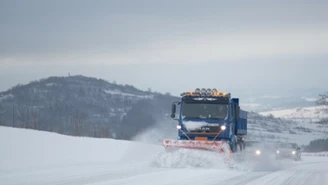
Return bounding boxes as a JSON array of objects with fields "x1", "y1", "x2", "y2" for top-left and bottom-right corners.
[
  {"x1": 181, "y1": 102, "x2": 228, "y2": 120},
  {"x1": 278, "y1": 143, "x2": 297, "y2": 149}
]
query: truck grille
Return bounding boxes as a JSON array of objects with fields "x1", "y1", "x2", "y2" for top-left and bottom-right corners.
[{"x1": 189, "y1": 126, "x2": 221, "y2": 133}]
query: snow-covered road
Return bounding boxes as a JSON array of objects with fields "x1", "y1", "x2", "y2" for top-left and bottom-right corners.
[
  {"x1": 1, "y1": 126, "x2": 328, "y2": 185},
  {"x1": 219, "y1": 160, "x2": 328, "y2": 185}
]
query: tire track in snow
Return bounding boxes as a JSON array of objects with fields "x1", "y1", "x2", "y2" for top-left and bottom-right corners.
[
  {"x1": 46, "y1": 167, "x2": 167, "y2": 185},
  {"x1": 242, "y1": 162, "x2": 328, "y2": 185},
  {"x1": 215, "y1": 172, "x2": 270, "y2": 185}
]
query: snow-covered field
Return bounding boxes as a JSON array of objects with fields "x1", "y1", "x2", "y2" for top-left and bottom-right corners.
[
  {"x1": 1, "y1": 126, "x2": 328, "y2": 185},
  {"x1": 260, "y1": 106, "x2": 327, "y2": 122},
  {"x1": 247, "y1": 129, "x2": 327, "y2": 145}
]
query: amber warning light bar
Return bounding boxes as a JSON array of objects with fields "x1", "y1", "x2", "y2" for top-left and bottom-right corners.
[{"x1": 180, "y1": 88, "x2": 230, "y2": 98}]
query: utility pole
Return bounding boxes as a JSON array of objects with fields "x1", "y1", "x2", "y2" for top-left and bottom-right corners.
[
  {"x1": 26, "y1": 108, "x2": 29, "y2": 128},
  {"x1": 12, "y1": 104, "x2": 15, "y2": 127}
]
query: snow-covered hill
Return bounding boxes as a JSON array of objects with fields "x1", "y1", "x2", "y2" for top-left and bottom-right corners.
[
  {"x1": 1, "y1": 75, "x2": 326, "y2": 146},
  {"x1": 239, "y1": 95, "x2": 317, "y2": 113},
  {"x1": 246, "y1": 112, "x2": 328, "y2": 145},
  {"x1": 259, "y1": 106, "x2": 327, "y2": 122},
  {"x1": 0, "y1": 75, "x2": 178, "y2": 140},
  {"x1": 258, "y1": 106, "x2": 328, "y2": 138},
  {"x1": 2, "y1": 126, "x2": 328, "y2": 185}
]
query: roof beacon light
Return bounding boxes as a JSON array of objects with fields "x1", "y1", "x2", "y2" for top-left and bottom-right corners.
[
  {"x1": 201, "y1": 88, "x2": 207, "y2": 94},
  {"x1": 180, "y1": 88, "x2": 231, "y2": 98}
]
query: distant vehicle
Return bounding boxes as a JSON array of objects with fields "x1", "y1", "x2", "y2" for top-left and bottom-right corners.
[
  {"x1": 245, "y1": 140, "x2": 278, "y2": 160},
  {"x1": 275, "y1": 142, "x2": 301, "y2": 161}
]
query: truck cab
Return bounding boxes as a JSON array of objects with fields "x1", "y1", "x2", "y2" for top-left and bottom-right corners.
[{"x1": 170, "y1": 88, "x2": 247, "y2": 152}]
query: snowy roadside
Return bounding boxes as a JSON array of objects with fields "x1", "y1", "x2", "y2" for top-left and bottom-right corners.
[{"x1": 1, "y1": 126, "x2": 328, "y2": 185}]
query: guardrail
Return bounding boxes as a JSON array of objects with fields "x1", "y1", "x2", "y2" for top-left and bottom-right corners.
[{"x1": 302, "y1": 152, "x2": 328, "y2": 157}]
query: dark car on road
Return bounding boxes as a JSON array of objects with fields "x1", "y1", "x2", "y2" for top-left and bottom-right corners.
[{"x1": 275, "y1": 142, "x2": 301, "y2": 161}]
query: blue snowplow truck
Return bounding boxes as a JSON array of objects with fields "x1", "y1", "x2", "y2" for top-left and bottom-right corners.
[{"x1": 162, "y1": 88, "x2": 247, "y2": 157}]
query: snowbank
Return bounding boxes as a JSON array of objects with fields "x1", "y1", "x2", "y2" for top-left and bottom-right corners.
[
  {"x1": 0, "y1": 126, "x2": 163, "y2": 170},
  {"x1": 2, "y1": 126, "x2": 328, "y2": 185},
  {"x1": 0, "y1": 126, "x2": 242, "y2": 185}
]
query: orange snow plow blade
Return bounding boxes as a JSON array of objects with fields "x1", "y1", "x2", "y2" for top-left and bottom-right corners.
[{"x1": 162, "y1": 139, "x2": 232, "y2": 161}]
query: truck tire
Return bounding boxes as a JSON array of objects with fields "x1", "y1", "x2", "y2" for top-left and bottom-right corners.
[
  {"x1": 238, "y1": 142, "x2": 243, "y2": 151},
  {"x1": 242, "y1": 141, "x2": 246, "y2": 150},
  {"x1": 237, "y1": 139, "x2": 245, "y2": 152}
]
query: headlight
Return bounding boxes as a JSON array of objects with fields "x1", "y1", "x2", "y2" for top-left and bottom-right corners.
[
  {"x1": 177, "y1": 125, "x2": 182, "y2": 130},
  {"x1": 276, "y1": 150, "x2": 280, "y2": 154},
  {"x1": 221, "y1": 125, "x2": 226, "y2": 131},
  {"x1": 292, "y1": 151, "x2": 296, "y2": 155},
  {"x1": 256, "y1": 150, "x2": 261, "y2": 155}
]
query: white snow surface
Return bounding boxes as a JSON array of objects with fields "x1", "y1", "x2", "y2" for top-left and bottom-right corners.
[
  {"x1": 182, "y1": 121, "x2": 208, "y2": 130},
  {"x1": 104, "y1": 89, "x2": 153, "y2": 99},
  {"x1": 0, "y1": 94, "x2": 13, "y2": 102},
  {"x1": 1, "y1": 126, "x2": 328, "y2": 185}
]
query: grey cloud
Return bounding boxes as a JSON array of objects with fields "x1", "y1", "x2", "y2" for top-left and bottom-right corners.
[
  {"x1": 1, "y1": 0, "x2": 327, "y2": 95},
  {"x1": 1, "y1": 55, "x2": 327, "y2": 96},
  {"x1": 1, "y1": 0, "x2": 328, "y2": 56}
]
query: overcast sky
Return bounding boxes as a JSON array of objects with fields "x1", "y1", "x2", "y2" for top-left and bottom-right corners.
[{"x1": 1, "y1": 0, "x2": 327, "y2": 97}]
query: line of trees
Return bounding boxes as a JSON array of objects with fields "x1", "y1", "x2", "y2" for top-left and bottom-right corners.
[
  {"x1": 315, "y1": 92, "x2": 328, "y2": 124},
  {"x1": 0, "y1": 94, "x2": 177, "y2": 141},
  {"x1": 0, "y1": 103, "x2": 117, "y2": 138},
  {"x1": 303, "y1": 92, "x2": 328, "y2": 152},
  {"x1": 304, "y1": 138, "x2": 328, "y2": 152}
]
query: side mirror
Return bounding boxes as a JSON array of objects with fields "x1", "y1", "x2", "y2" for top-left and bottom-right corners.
[
  {"x1": 171, "y1": 103, "x2": 176, "y2": 118},
  {"x1": 236, "y1": 106, "x2": 240, "y2": 120}
]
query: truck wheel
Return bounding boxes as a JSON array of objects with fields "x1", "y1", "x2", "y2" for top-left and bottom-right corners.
[
  {"x1": 232, "y1": 143, "x2": 237, "y2": 153},
  {"x1": 237, "y1": 139, "x2": 245, "y2": 152},
  {"x1": 238, "y1": 142, "x2": 242, "y2": 151}
]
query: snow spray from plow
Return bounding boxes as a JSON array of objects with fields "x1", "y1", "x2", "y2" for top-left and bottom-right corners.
[
  {"x1": 150, "y1": 140, "x2": 233, "y2": 169},
  {"x1": 158, "y1": 139, "x2": 232, "y2": 167}
]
